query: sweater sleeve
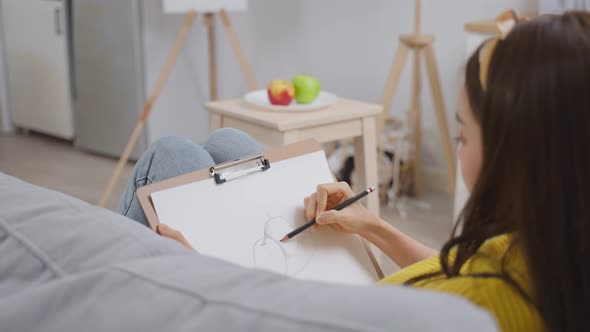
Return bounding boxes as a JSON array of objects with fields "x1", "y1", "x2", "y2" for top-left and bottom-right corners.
[
  {"x1": 432, "y1": 277, "x2": 542, "y2": 332},
  {"x1": 383, "y1": 271, "x2": 542, "y2": 332},
  {"x1": 379, "y1": 256, "x2": 442, "y2": 285},
  {"x1": 379, "y1": 257, "x2": 542, "y2": 331}
]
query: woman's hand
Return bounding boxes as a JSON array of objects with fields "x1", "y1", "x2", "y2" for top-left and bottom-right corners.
[
  {"x1": 303, "y1": 182, "x2": 382, "y2": 236},
  {"x1": 305, "y1": 182, "x2": 438, "y2": 268},
  {"x1": 156, "y1": 224, "x2": 195, "y2": 251}
]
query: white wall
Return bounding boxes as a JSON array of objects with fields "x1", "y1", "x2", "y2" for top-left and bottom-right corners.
[
  {"x1": 141, "y1": 0, "x2": 537, "y2": 176},
  {"x1": 540, "y1": 0, "x2": 590, "y2": 12},
  {"x1": 0, "y1": 1, "x2": 12, "y2": 133}
]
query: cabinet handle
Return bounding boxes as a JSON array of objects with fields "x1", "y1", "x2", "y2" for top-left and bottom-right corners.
[{"x1": 54, "y1": 8, "x2": 62, "y2": 36}]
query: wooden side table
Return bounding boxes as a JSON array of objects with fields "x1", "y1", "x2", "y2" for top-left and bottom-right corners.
[{"x1": 205, "y1": 98, "x2": 383, "y2": 216}]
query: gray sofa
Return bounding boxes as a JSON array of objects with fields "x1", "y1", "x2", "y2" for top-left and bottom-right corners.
[{"x1": 0, "y1": 172, "x2": 497, "y2": 332}]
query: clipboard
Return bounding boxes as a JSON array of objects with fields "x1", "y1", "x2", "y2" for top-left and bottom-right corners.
[{"x1": 136, "y1": 139, "x2": 384, "y2": 281}]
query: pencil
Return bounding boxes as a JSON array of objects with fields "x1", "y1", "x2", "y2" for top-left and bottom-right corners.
[{"x1": 280, "y1": 187, "x2": 375, "y2": 242}]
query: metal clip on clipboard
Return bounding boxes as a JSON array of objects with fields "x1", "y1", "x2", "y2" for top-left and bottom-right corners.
[{"x1": 209, "y1": 154, "x2": 271, "y2": 184}]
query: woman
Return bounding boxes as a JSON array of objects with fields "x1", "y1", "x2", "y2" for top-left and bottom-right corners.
[{"x1": 118, "y1": 12, "x2": 590, "y2": 332}]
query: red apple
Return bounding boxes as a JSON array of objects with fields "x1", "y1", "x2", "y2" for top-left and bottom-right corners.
[{"x1": 267, "y1": 80, "x2": 294, "y2": 106}]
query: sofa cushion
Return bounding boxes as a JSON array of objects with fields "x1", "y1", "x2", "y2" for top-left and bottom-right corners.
[
  {"x1": 0, "y1": 172, "x2": 188, "y2": 278},
  {"x1": 0, "y1": 172, "x2": 498, "y2": 332}
]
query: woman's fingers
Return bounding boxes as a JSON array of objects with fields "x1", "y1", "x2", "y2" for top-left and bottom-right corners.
[
  {"x1": 316, "y1": 185, "x2": 329, "y2": 216},
  {"x1": 317, "y1": 210, "x2": 340, "y2": 225},
  {"x1": 303, "y1": 182, "x2": 360, "y2": 234},
  {"x1": 304, "y1": 193, "x2": 318, "y2": 221},
  {"x1": 315, "y1": 182, "x2": 354, "y2": 215},
  {"x1": 316, "y1": 201, "x2": 375, "y2": 235},
  {"x1": 316, "y1": 210, "x2": 354, "y2": 234},
  {"x1": 157, "y1": 224, "x2": 194, "y2": 251}
]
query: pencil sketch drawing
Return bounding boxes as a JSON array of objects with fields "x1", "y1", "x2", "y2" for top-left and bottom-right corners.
[{"x1": 252, "y1": 214, "x2": 316, "y2": 275}]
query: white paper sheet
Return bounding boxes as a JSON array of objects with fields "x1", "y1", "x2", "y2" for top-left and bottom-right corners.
[{"x1": 151, "y1": 151, "x2": 377, "y2": 285}]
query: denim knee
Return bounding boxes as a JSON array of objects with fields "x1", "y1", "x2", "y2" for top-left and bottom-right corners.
[
  {"x1": 134, "y1": 135, "x2": 216, "y2": 185},
  {"x1": 116, "y1": 136, "x2": 215, "y2": 225},
  {"x1": 204, "y1": 128, "x2": 264, "y2": 164},
  {"x1": 150, "y1": 136, "x2": 196, "y2": 155},
  {"x1": 208, "y1": 128, "x2": 251, "y2": 143}
]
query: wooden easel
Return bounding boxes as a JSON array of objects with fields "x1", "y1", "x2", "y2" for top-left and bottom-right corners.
[
  {"x1": 98, "y1": 9, "x2": 257, "y2": 207},
  {"x1": 380, "y1": 0, "x2": 455, "y2": 196}
]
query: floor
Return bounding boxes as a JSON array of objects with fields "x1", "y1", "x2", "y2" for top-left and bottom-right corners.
[
  {"x1": 0, "y1": 133, "x2": 133, "y2": 210},
  {"x1": 0, "y1": 132, "x2": 455, "y2": 275}
]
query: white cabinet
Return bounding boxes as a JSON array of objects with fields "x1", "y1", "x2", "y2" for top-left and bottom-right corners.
[{"x1": 1, "y1": 0, "x2": 74, "y2": 139}]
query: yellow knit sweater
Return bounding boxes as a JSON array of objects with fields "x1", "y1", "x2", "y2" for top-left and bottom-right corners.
[{"x1": 379, "y1": 235, "x2": 543, "y2": 332}]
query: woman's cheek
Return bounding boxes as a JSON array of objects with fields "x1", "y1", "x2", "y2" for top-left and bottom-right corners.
[{"x1": 458, "y1": 143, "x2": 477, "y2": 191}]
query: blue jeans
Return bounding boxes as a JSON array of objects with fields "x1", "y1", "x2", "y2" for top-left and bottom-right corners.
[{"x1": 117, "y1": 128, "x2": 264, "y2": 227}]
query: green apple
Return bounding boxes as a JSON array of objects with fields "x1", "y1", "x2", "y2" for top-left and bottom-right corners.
[{"x1": 292, "y1": 74, "x2": 320, "y2": 104}]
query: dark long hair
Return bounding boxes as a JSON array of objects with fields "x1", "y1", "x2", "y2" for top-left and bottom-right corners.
[{"x1": 407, "y1": 12, "x2": 590, "y2": 332}]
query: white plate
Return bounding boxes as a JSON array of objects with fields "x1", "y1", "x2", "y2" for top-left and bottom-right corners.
[{"x1": 243, "y1": 90, "x2": 338, "y2": 112}]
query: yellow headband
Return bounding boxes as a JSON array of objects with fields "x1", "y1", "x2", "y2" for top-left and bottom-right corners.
[{"x1": 478, "y1": 10, "x2": 526, "y2": 90}]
